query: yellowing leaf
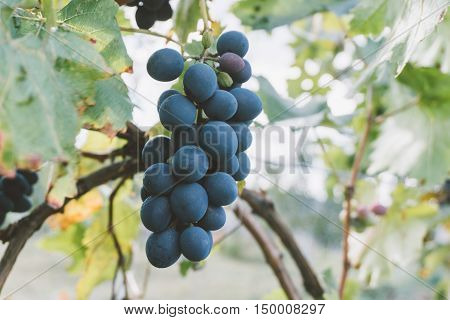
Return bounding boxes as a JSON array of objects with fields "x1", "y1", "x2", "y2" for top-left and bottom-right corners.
[
  {"x1": 402, "y1": 202, "x2": 439, "y2": 219},
  {"x1": 76, "y1": 184, "x2": 139, "y2": 299},
  {"x1": 47, "y1": 190, "x2": 103, "y2": 230},
  {"x1": 40, "y1": 224, "x2": 87, "y2": 273}
]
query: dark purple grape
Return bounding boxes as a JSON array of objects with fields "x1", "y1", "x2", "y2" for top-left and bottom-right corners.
[
  {"x1": 135, "y1": 6, "x2": 156, "y2": 29},
  {"x1": 219, "y1": 52, "x2": 245, "y2": 74}
]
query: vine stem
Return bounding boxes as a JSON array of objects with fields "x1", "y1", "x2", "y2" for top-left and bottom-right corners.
[
  {"x1": 338, "y1": 86, "x2": 374, "y2": 299},
  {"x1": 109, "y1": 177, "x2": 129, "y2": 300},
  {"x1": 120, "y1": 27, "x2": 183, "y2": 47},
  {"x1": 241, "y1": 189, "x2": 325, "y2": 299},
  {"x1": 199, "y1": 0, "x2": 210, "y2": 33},
  {"x1": 233, "y1": 202, "x2": 301, "y2": 300}
]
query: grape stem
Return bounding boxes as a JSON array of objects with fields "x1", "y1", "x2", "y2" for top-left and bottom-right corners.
[
  {"x1": 184, "y1": 55, "x2": 218, "y2": 62},
  {"x1": 199, "y1": 0, "x2": 210, "y2": 33},
  {"x1": 119, "y1": 27, "x2": 183, "y2": 47},
  {"x1": 41, "y1": 0, "x2": 56, "y2": 30}
]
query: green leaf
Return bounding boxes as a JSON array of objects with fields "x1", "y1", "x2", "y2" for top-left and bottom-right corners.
[
  {"x1": 179, "y1": 260, "x2": 194, "y2": 277},
  {"x1": 397, "y1": 64, "x2": 450, "y2": 109},
  {"x1": 174, "y1": 0, "x2": 200, "y2": 43},
  {"x1": 40, "y1": 224, "x2": 87, "y2": 273},
  {"x1": 0, "y1": 33, "x2": 79, "y2": 168},
  {"x1": 256, "y1": 76, "x2": 327, "y2": 124},
  {"x1": 83, "y1": 77, "x2": 133, "y2": 130},
  {"x1": 368, "y1": 71, "x2": 450, "y2": 184},
  {"x1": 184, "y1": 40, "x2": 204, "y2": 56},
  {"x1": 356, "y1": 0, "x2": 448, "y2": 79},
  {"x1": 47, "y1": 30, "x2": 110, "y2": 71},
  {"x1": 232, "y1": 0, "x2": 357, "y2": 30},
  {"x1": 76, "y1": 185, "x2": 139, "y2": 299},
  {"x1": 411, "y1": 15, "x2": 450, "y2": 73},
  {"x1": 369, "y1": 107, "x2": 450, "y2": 184},
  {"x1": 349, "y1": 0, "x2": 389, "y2": 35},
  {"x1": 57, "y1": 0, "x2": 132, "y2": 73}
]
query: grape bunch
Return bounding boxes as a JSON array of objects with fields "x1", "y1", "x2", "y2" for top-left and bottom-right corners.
[
  {"x1": 0, "y1": 170, "x2": 38, "y2": 225},
  {"x1": 140, "y1": 31, "x2": 261, "y2": 268},
  {"x1": 127, "y1": 0, "x2": 173, "y2": 30}
]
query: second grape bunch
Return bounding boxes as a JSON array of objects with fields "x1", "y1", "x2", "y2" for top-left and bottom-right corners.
[{"x1": 141, "y1": 31, "x2": 261, "y2": 268}]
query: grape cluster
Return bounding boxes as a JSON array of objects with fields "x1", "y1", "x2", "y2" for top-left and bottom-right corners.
[
  {"x1": 0, "y1": 170, "x2": 38, "y2": 225},
  {"x1": 140, "y1": 31, "x2": 261, "y2": 268},
  {"x1": 127, "y1": 0, "x2": 173, "y2": 30}
]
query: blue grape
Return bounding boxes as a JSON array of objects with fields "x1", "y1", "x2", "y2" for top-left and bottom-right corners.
[
  {"x1": 140, "y1": 196, "x2": 173, "y2": 232},
  {"x1": 219, "y1": 52, "x2": 245, "y2": 74},
  {"x1": 141, "y1": 135, "x2": 171, "y2": 168},
  {"x1": 180, "y1": 226, "x2": 212, "y2": 261},
  {"x1": 157, "y1": 89, "x2": 180, "y2": 111},
  {"x1": 183, "y1": 63, "x2": 217, "y2": 102},
  {"x1": 233, "y1": 152, "x2": 251, "y2": 181},
  {"x1": 171, "y1": 146, "x2": 209, "y2": 183},
  {"x1": 198, "y1": 121, "x2": 238, "y2": 161},
  {"x1": 202, "y1": 172, "x2": 238, "y2": 206},
  {"x1": 17, "y1": 169, "x2": 38, "y2": 185},
  {"x1": 156, "y1": 1, "x2": 173, "y2": 21},
  {"x1": 146, "y1": 228, "x2": 181, "y2": 268},
  {"x1": 143, "y1": 163, "x2": 176, "y2": 195},
  {"x1": 217, "y1": 31, "x2": 249, "y2": 57},
  {"x1": 229, "y1": 122, "x2": 252, "y2": 152},
  {"x1": 1, "y1": 174, "x2": 31, "y2": 197},
  {"x1": 201, "y1": 90, "x2": 238, "y2": 121},
  {"x1": 169, "y1": 183, "x2": 208, "y2": 223},
  {"x1": 135, "y1": 6, "x2": 156, "y2": 29},
  {"x1": 197, "y1": 206, "x2": 226, "y2": 231},
  {"x1": 230, "y1": 88, "x2": 262, "y2": 122},
  {"x1": 142, "y1": 0, "x2": 166, "y2": 11},
  {"x1": 140, "y1": 187, "x2": 151, "y2": 202},
  {"x1": 147, "y1": 48, "x2": 184, "y2": 82},
  {"x1": 0, "y1": 191, "x2": 14, "y2": 214},
  {"x1": 231, "y1": 59, "x2": 252, "y2": 84},
  {"x1": 159, "y1": 94, "x2": 197, "y2": 130},
  {"x1": 171, "y1": 125, "x2": 198, "y2": 151},
  {"x1": 212, "y1": 155, "x2": 239, "y2": 175},
  {"x1": 11, "y1": 195, "x2": 32, "y2": 213}
]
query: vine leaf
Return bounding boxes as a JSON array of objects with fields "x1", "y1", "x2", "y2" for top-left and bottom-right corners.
[
  {"x1": 232, "y1": 0, "x2": 357, "y2": 30},
  {"x1": 57, "y1": 0, "x2": 132, "y2": 73},
  {"x1": 76, "y1": 187, "x2": 139, "y2": 299},
  {"x1": 349, "y1": 0, "x2": 392, "y2": 35},
  {"x1": 369, "y1": 67, "x2": 450, "y2": 184},
  {"x1": 40, "y1": 224, "x2": 87, "y2": 273},
  {"x1": 174, "y1": 0, "x2": 200, "y2": 43},
  {"x1": 257, "y1": 76, "x2": 327, "y2": 125},
  {"x1": 355, "y1": 0, "x2": 448, "y2": 81},
  {"x1": 0, "y1": 33, "x2": 80, "y2": 169},
  {"x1": 83, "y1": 78, "x2": 133, "y2": 130}
]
